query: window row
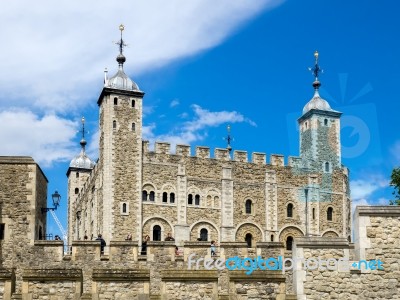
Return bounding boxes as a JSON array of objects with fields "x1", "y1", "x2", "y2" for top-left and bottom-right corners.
[
  {"x1": 112, "y1": 121, "x2": 136, "y2": 131},
  {"x1": 113, "y1": 97, "x2": 136, "y2": 108},
  {"x1": 286, "y1": 203, "x2": 334, "y2": 221},
  {"x1": 142, "y1": 191, "x2": 175, "y2": 204}
]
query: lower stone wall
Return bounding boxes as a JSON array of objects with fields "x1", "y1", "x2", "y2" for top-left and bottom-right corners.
[
  {"x1": 1, "y1": 206, "x2": 399, "y2": 299},
  {"x1": 97, "y1": 282, "x2": 146, "y2": 300},
  {"x1": 293, "y1": 206, "x2": 400, "y2": 300},
  {"x1": 164, "y1": 281, "x2": 216, "y2": 300},
  {"x1": 27, "y1": 280, "x2": 78, "y2": 299}
]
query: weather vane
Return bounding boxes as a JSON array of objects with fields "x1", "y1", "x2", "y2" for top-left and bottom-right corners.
[
  {"x1": 80, "y1": 117, "x2": 86, "y2": 140},
  {"x1": 225, "y1": 124, "x2": 233, "y2": 153},
  {"x1": 116, "y1": 24, "x2": 127, "y2": 55},
  {"x1": 308, "y1": 51, "x2": 323, "y2": 81}
]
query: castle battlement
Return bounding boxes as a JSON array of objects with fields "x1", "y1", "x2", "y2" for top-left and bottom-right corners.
[{"x1": 141, "y1": 140, "x2": 305, "y2": 167}]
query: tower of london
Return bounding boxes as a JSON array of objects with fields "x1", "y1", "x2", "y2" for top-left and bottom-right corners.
[{"x1": 67, "y1": 30, "x2": 351, "y2": 251}]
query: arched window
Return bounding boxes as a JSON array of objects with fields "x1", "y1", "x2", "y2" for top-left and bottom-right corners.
[
  {"x1": 324, "y1": 118, "x2": 328, "y2": 126},
  {"x1": 132, "y1": 123, "x2": 135, "y2": 131},
  {"x1": 113, "y1": 120, "x2": 117, "y2": 129},
  {"x1": 142, "y1": 191, "x2": 148, "y2": 201},
  {"x1": 122, "y1": 203, "x2": 127, "y2": 213},
  {"x1": 162, "y1": 192, "x2": 168, "y2": 203},
  {"x1": 325, "y1": 162, "x2": 330, "y2": 172},
  {"x1": 153, "y1": 225, "x2": 161, "y2": 241},
  {"x1": 170, "y1": 193, "x2": 175, "y2": 203},
  {"x1": 312, "y1": 208, "x2": 315, "y2": 220},
  {"x1": 76, "y1": 172, "x2": 79, "y2": 178},
  {"x1": 149, "y1": 191, "x2": 155, "y2": 202},
  {"x1": 245, "y1": 199, "x2": 252, "y2": 214},
  {"x1": 245, "y1": 233, "x2": 252, "y2": 248},
  {"x1": 200, "y1": 228, "x2": 208, "y2": 241},
  {"x1": 270, "y1": 234, "x2": 274, "y2": 242},
  {"x1": 287, "y1": 203, "x2": 293, "y2": 218},
  {"x1": 188, "y1": 194, "x2": 193, "y2": 205},
  {"x1": 132, "y1": 100, "x2": 135, "y2": 108},
  {"x1": 75, "y1": 188, "x2": 79, "y2": 195},
  {"x1": 114, "y1": 97, "x2": 118, "y2": 105},
  {"x1": 195, "y1": 194, "x2": 200, "y2": 206},
  {"x1": 327, "y1": 207, "x2": 333, "y2": 221},
  {"x1": 286, "y1": 236, "x2": 293, "y2": 251}
]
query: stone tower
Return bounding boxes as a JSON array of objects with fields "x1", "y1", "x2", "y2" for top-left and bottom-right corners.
[
  {"x1": 66, "y1": 117, "x2": 95, "y2": 242},
  {"x1": 97, "y1": 25, "x2": 144, "y2": 242},
  {"x1": 298, "y1": 51, "x2": 342, "y2": 173}
]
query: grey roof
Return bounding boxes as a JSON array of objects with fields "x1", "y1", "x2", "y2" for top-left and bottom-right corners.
[
  {"x1": 302, "y1": 90, "x2": 333, "y2": 115},
  {"x1": 106, "y1": 68, "x2": 139, "y2": 91},
  {"x1": 69, "y1": 150, "x2": 95, "y2": 170}
]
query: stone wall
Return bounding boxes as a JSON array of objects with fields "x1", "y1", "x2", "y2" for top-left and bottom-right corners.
[{"x1": 293, "y1": 206, "x2": 400, "y2": 300}]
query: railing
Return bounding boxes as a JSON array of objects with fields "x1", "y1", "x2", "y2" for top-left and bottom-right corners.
[{"x1": 63, "y1": 245, "x2": 72, "y2": 255}]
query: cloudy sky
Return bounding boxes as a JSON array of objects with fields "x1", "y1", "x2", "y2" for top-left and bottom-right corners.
[{"x1": 1, "y1": 0, "x2": 399, "y2": 238}]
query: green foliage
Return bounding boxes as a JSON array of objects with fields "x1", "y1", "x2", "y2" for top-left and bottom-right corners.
[{"x1": 390, "y1": 167, "x2": 400, "y2": 205}]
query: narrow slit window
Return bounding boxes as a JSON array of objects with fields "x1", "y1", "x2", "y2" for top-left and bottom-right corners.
[
  {"x1": 122, "y1": 203, "x2": 127, "y2": 213},
  {"x1": 149, "y1": 191, "x2": 155, "y2": 202},
  {"x1": 132, "y1": 100, "x2": 135, "y2": 108},
  {"x1": 245, "y1": 199, "x2": 252, "y2": 214},
  {"x1": 327, "y1": 207, "x2": 333, "y2": 221},
  {"x1": 113, "y1": 120, "x2": 117, "y2": 129},
  {"x1": 195, "y1": 194, "x2": 200, "y2": 206},
  {"x1": 286, "y1": 236, "x2": 293, "y2": 251},
  {"x1": 287, "y1": 203, "x2": 293, "y2": 218},
  {"x1": 132, "y1": 123, "x2": 135, "y2": 131},
  {"x1": 114, "y1": 97, "x2": 118, "y2": 105},
  {"x1": 188, "y1": 194, "x2": 193, "y2": 205}
]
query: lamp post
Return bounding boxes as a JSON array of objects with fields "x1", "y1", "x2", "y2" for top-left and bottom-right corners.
[{"x1": 41, "y1": 190, "x2": 61, "y2": 213}]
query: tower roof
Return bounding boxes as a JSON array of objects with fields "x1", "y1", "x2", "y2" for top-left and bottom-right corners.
[
  {"x1": 69, "y1": 117, "x2": 95, "y2": 170},
  {"x1": 302, "y1": 51, "x2": 336, "y2": 115},
  {"x1": 104, "y1": 24, "x2": 140, "y2": 92}
]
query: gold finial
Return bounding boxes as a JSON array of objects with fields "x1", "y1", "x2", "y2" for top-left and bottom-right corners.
[
  {"x1": 119, "y1": 24, "x2": 125, "y2": 32},
  {"x1": 81, "y1": 116, "x2": 85, "y2": 124},
  {"x1": 314, "y1": 50, "x2": 319, "y2": 61}
]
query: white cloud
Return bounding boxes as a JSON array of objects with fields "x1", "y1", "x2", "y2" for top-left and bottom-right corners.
[
  {"x1": 0, "y1": 110, "x2": 77, "y2": 166},
  {"x1": 170, "y1": 99, "x2": 180, "y2": 108},
  {"x1": 144, "y1": 104, "x2": 255, "y2": 150},
  {"x1": 350, "y1": 177, "x2": 388, "y2": 200},
  {"x1": 0, "y1": 0, "x2": 283, "y2": 113}
]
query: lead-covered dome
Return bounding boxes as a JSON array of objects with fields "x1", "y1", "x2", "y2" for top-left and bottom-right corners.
[
  {"x1": 302, "y1": 90, "x2": 332, "y2": 114},
  {"x1": 69, "y1": 138, "x2": 95, "y2": 169},
  {"x1": 70, "y1": 152, "x2": 95, "y2": 169},
  {"x1": 106, "y1": 68, "x2": 139, "y2": 91}
]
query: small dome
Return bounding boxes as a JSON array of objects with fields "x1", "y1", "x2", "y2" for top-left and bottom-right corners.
[
  {"x1": 69, "y1": 152, "x2": 95, "y2": 169},
  {"x1": 302, "y1": 90, "x2": 332, "y2": 114},
  {"x1": 106, "y1": 69, "x2": 139, "y2": 91}
]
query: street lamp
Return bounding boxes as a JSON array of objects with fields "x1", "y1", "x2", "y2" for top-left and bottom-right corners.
[{"x1": 41, "y1": 190, "x2": 61, "y2": 213}]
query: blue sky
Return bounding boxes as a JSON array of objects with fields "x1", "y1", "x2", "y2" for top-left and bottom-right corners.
[{"x1": 1, "y1": 0, "x2": 399, "y2": 238}]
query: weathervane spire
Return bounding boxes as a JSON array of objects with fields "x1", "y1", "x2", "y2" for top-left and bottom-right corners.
[
  {"x1": 115, "y1": 24, "x2": 127, "y2": 68},
  {"x1": 226, "y1": 124, "x2": 232, "y2": 154},
  {"x1": 309, "y1": 50, "x2": 322, "y2": 90},
  {"x1": 79, "y1": 117, "x2": 87, "y2": 154}
]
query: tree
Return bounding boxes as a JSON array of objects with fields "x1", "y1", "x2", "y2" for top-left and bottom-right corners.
[{"x1": 390, "y1": 167, "x2": 400, "y2": 205}]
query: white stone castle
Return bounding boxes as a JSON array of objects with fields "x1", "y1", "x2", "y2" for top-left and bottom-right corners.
[{"x1": 67, "y1": 27, "x2": 351, "y2": 250}]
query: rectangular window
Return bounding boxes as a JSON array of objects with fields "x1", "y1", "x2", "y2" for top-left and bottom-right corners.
[{"x1": 0, "y1": 224, "x2": 5, "y2": 240}]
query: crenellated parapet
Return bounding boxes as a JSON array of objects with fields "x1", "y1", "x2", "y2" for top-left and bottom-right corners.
[{"x1": 140, "y1": 141, "x2": 311, "y2": 167}]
